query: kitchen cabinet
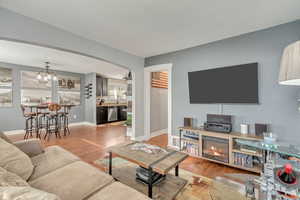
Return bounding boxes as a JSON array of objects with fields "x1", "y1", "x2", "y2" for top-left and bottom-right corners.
[
  {"x1": 118, "y1": 106, "x2": 127, "y2": 121},
  {"x1": 107, "y1": 79, "x2": 127, "y2": 98},
  {"x1": 96, "y1": 76, "x2": 108, "y2": 97},
  {"x1": 96, "y1": 106, "x2": 108, "y2": 124},
  {"x1": 97, "y1": 105, "x2": 127, "y2": 125}
]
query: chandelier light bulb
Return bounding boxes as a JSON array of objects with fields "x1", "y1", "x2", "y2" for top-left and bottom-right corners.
[
  {"x1": 37, "y1": 73, "x2": 42, "y2": 80},
  {"x1": 47, "y1": 74, "x2": 52, "y2": 79},
  {"x1": 43, "y1": 76, "x2": 48, "y2": 81},
  {"x1": 53, "y1": 75, "x2": 57, "y2": 81}
]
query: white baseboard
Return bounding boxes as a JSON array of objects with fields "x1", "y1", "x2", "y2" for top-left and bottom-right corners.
[
  {"x1": 69, "y1": 121, "x2": 96, "y2": 127},
  {"x1": 3, "y1": 121, "x2": 96, "y2": 135},
  {"x1": 133, "y1": 135, "x2": 150, "y2": 141},
  {"x1": 4, "y1": 129, "x2": 25, "y2": 135},
  {"x1": 150, "y1": 128, "x2": 168, "y2": 138}
]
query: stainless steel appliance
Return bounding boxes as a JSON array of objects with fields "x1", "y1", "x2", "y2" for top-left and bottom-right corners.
[{"x1": 108, "y1": 106, "x2": 118, "y2": 122}]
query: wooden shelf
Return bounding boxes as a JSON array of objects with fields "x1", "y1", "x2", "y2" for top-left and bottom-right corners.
[
  {"x1": 231, "y1": 164, "x2": 262, "y2": 173},
  {"x1": 181, "y1": 152, "x2": 262, "y2": 173},
  {"x1": 181, "y1": 151, "x2": 200, "y2": 158},
  {"x1": 232, "y1": 149, "x2": 262, "y2": 157},
  {"x1": 181, "y1": 137, "x2": 199, "y2": 144},
  {"x1": 178, "y1": 126, "x2": 263, "y2": 174}
]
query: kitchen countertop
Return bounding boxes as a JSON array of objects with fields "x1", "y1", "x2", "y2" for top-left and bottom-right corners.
[{"x1": 97, "y1": 104, "x2": 127, "y2": 107}]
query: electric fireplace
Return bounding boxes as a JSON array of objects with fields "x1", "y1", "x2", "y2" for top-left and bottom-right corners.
[{"x1": 202, "y1": 136, "x2": 229, "y2": 163}]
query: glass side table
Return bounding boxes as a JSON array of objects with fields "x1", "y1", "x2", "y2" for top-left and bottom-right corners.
[
  {"x1": 234, "y1": 139, "x2": 300, "y2": 200},
  {"x1": 235, "y1": 139, "x2": 300, "y2": 159}
]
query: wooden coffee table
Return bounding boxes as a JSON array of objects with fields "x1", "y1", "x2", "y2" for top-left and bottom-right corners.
[{"x1": 107, "y1": 142, "x2": 188, "y2": 199}]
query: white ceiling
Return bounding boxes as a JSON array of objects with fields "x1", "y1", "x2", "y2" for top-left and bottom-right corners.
[
  {"x1": 1, "y1": 1, "x2": 300, "y2": 57},
  {"x1": 0, "y1": 40, "x2": 129, "y2": 79}
]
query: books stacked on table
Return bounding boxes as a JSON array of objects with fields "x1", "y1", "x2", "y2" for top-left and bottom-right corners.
[{"x1": 136, "y1": 166, "x2": 165, "y2": 185}]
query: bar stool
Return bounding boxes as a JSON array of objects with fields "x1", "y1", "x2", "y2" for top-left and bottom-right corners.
[
  {"x1": 59, "y1": 105, "x2": 71, "y2": 136},
  {"x1": 36, "y1": 105, "x2": 50, "y2": 139},
  {"x1": 20, "y1": 105, "x2": 38, "y2": 139},
  {"x1": 44, "y1": 104, "x2": 62, "y2": 141}
]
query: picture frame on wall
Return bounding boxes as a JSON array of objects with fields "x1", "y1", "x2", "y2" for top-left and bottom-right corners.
[
  {"x1": 58, "y1": 75, "x2": 80, "y2": 90},
  {"x1": 0, "y1": 88, "x2": 12, "y2": 107},
  {"x1": 58, "y1": 91, "x2": 80, "y2": 105},
  {"x1": 0, "y1": 67, "x2": 12, "y2": 87},
  {"x1": 0, "y1": 67, "x2": 13, "y2": 107},
  {"x1": 57, "y1": 75, "x2": 81, "y2": 105}
]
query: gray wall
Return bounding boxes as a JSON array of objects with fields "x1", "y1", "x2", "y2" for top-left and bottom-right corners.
[
  {"x1": 150, "y1": 87, "x2": 168, "y2": 132},
  {"x1": 145, "y1": 20, "x2": 300, "y2": 144},
  {"x1": 0, "y1": 62, "x2": 85, "y2": 131},
  {"x1": 0, "y1": 8, "x2": 145, "y2": 137}
]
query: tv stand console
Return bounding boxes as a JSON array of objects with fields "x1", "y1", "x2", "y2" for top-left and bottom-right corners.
[{"x1": 171, "y1": 127, "x2": 263, "y2": 173}]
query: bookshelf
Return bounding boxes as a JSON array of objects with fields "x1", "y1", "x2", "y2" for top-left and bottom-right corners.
[{"x1": 170, "y1": 127, "x2": 263, "y2": 173}]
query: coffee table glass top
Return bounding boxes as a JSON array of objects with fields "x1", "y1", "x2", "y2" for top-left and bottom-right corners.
[
  {"x1": 235, "y1": 139, "x2": 300, "y2": 159},
  {"x1": 108, "y1": 142, "x2": 188, "y2": 175}
]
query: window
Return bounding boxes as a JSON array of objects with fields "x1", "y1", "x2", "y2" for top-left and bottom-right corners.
[
  {"x1": 0, "y1": 67, "x2": 13, "y2": 107},
  {"x1": 21, "y1": 71, "x2": 52, "y2": 105},
  {"x1": 57, "y1": 75, "x2": 81, "y2": 105}
]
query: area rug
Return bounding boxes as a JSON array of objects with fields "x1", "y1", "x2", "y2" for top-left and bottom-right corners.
[{"x1": 94, "y1": 157, "x2": 216, "y2": 200}]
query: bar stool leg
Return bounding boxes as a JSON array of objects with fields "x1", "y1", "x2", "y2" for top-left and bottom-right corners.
[
  {"x1": 35, "y1": 115, "x2": 39, "y2": 138},
  {"x1": 24, "y1": 118, "x2": 29, "y2": 139},
  {"x1": 29, "y1": 117, "x2": 33, "y2": 137},
  {"x1": 44, "y1": 118, "x2": 49, "y2": 140},
  {"x1": 63, "y1": 115, "x2": 67, "y2": 136},
  {"x1": 66, "y1": 116, "x2": 70, "y2": 135}
]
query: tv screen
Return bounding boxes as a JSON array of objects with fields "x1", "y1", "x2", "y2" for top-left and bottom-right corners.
[{"x1": 188, "y1": 63, "x2": 258, "y2": 104}]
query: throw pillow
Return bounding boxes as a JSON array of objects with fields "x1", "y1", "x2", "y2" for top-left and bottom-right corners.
[
  {"x1": 0, "y1": 138, "x2": 34, "y2": 180},
  {"x1": 0, "y1": 167, "x2": 29, "y2": 187},
  {"x1": 0, "y1": 187, "x2": 61, "y2": 200},
  {"x1": 0, "y1": 131, "x2": 12, "y2": 144}
]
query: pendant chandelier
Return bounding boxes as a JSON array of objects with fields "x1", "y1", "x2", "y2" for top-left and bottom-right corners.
[{"x1": 36, "y1": 62, "x2": 57, "y2": 81}]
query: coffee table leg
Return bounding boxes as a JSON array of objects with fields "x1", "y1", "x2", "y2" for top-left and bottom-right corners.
[
  {"x1": 109, "y1": 152, "x2": 112, "y2": 175},
  {"x1": 175, "y1": 165, "x2": 179, "y2": 176},
  {"x1": 148, "y1": 167, "x2": 153, "y2": 198}
]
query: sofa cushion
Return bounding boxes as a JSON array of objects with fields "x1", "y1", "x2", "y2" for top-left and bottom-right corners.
[
  {"x1": 0, "y1": 131, "x2": 12, "y2": 144},
  {"x1": 0, "y1": 187, "x2": 61, "y2": 200},
  {"x1": 0, "y1": 138, "x2": 34, "y2": 181},
  {"x1": 87, "y1": 182, "x2": 150, "y2": 200},
  {"x1": 29, "y1": 161, "x2": 114, "y2": 200},
  {"x1": 0, "y1": 167, "x2": 29, "y2": 187},
  {"x1": 29, "y1": 146, "x2": 80, "y2": 181}
]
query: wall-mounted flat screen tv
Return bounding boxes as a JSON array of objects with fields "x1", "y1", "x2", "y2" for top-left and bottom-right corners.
[{"x1": 188, "y1": 63, "x2": 258, "y2": 104}]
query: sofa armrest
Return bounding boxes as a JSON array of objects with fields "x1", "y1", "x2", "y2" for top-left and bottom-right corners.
[{"x1": 13, "y1": 139, "x2": 45, "y2": 157}]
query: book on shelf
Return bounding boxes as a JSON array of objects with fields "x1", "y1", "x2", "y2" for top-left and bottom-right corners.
[
  {"x1": 233, "y1": 152, "x2": 253, "y2": 168},
  {"x1": 181, "y1": 141, "x2": 199, "y2": 156},
  {"x1": 240, "y1": 148, "x2": 258, "y2": 154},
  {"x1": 182, "y1": 131, "x2": 199, "y2": 140},
  {"x1": 172, "y1": 137, "x2": 180, "y2": 148}
]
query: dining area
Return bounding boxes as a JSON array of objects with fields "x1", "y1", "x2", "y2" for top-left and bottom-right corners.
[{"x1": 21, "y1": 103, "x2": 75, "y2": 141}]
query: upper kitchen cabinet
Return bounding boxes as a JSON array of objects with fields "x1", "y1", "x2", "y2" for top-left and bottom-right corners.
[
  {"x1": 107, "y1": 79, "x2": 127, "y2": 98},
  {"x1": 96, "y1": 76, "x2": 108, "y2": 97}
]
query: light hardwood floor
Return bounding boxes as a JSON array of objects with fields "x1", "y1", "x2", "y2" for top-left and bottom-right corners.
[{"x1": 8, "y1": 124, "x2": 253, "y2": 179}]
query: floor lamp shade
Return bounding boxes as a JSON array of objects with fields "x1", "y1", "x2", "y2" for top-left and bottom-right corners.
[{"x1": 279, "y1": 41, "x2": 300, "y2": 85}]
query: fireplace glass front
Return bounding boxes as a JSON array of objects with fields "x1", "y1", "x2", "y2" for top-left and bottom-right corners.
[{"x1": 202, "y1": 136, "x2": 229, "y2": 163}]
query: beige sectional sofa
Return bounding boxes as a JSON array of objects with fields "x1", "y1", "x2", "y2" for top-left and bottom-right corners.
[{"x1": 0, "y1": 132, "x2": 149, "y2": 200}]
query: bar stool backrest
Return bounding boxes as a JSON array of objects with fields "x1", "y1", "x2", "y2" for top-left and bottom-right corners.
[
  {"x1": 48, "y1": 104, "x2": 61, "y2": 112},
  {"x1": 20, "y1": 105, "x2": 27, "y2": 117}
]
